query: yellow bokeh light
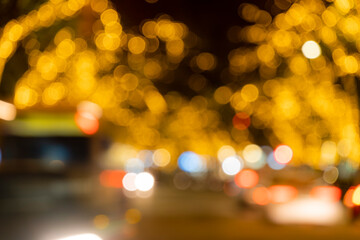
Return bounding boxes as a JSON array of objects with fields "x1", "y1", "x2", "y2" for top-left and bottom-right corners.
[
  {"x1": 320, "y1": 27, "x2": 337, "y2": 45},
  {"x1": 214, "y1": 86, "x2": 233, "y2": 104},
  {"x1": 0, "y1": 40, "x2": 14, "y2": 59},
  {"x1": 100, "y1": 9, "x2": 119, "y2": 25},
  {"x1": 289, "y1": 55, "x2": 309, "y2": 75},
  {"x1": 102, "y1": 33, "x2": 121, "y2": 51},
  {"x1": 128, "y1": 37, "x2": 146, "y2": 54},
  {"x1": 144, "y1": 90, "x2": 167, "y2": 114},
  {"x1": 142, "y1": 21, "x2": 157, "y2": 38},
  {"x1": 166, "y1": 39, "x2": 184, "y2": 56},
  {"x1": 37, "y1": 4, "x2": 55, "y2": 26},
  {"x1": 90, "y1": 0, "x2": 108, "y2": 13},
  {"x1": 56, "y1": 39, "x2": 75, "y2": 58},
  {"x1": 196, "y1": 52, "x2": 216, "y2": 71},
  {"x1": 143, "y1": 60, "x2": 162, "y2": 79},
  {"x1": 342, "y1": 56, "x2": 358, "y2": 73},
  {"x1": 334, "y1": 0, "x2": 353, "y2": 14},
  {"x1": 14, "y1": 85, "x2": 38, "y2": 109},
  {"x1": 156, "y1": 20, "x2": 176, "y2": 40},
  {"x1": 337, "y1": 139, "x2": 351, "y2": 157},
  {"x1": 322, "y1": 8, "x2": 338, "y2": 27},
  {"x1": 36, "y1": 54, "x2": 57, "y2": 80},
  {"x1": 7, "y1": 22, "x2": 23, "y2": 42},
  {"x1": 120, "y1": 73, "x2": 139, "y2": 91},
  {"x1": 239, "y1": 4, "x2": 259, "y2": 23},
  {"x1": 105, "y1": 22, "x2": 122, "y2": 35},
  {"x1": 153, "y1": 148, "x2": 171, "y2": 167},
  {"x1": 257, "y1": 44, "x2": 275, "y2": 63},
  {"x1": 241, "y1": 84, "x2": 259, "y2": 102},
  {"x1": 352, "y1": 185, "x2": 360, "y2": 205},
  {"x1": 217, "y1": 145, "x2": 236, "y2": 162},
  {"x1": 320, "y1": 141, "x2": 337, "y2": 165},
  {"x1": 42, "y1": 82, "x2": 66, "y2": 105},
  {"x1": 243, "y1": 144, "x2": 262, "y2": 163}
]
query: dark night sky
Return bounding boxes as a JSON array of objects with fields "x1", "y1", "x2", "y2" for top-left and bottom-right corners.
[{"x1": 113, "y1": 0, "x2": 270, "y2": 59}]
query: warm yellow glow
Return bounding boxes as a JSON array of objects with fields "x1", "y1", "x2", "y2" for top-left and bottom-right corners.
[
  {"x1": 7, "y1": 22, "x2": 23, "y2": 42},
  {"x1": 334, "y1": 0, "x2": 353, "y2": 14},
  {"x1": 241, "y1": 84, "x2": 259, "y2": 102},
  {"x1": 214, "y1": 86, "x2": 232, "y2": 104},
  {"x1": 153, "y1": 148, "x2": 171, "y2": 167},
  {"x1": 0, "y1": 40, "x2": 14, "y2": 59},
  {"x1": 100, "y1": 9, "x2": 118, "y2": 25},
  {"x1": 243, "y1": 144, "x2": 262, "y2": 163},
  {"x1": 120, "y1": 73, "x2": 139, "y2": 91},
  {"x1": 142, "y1": 21, "x2": 157, "y2": 38},
  {"x1": 14, "y1": 86, "x2": 38, "y2": 109},
  {"x1": 56, "y1": 39, "x2": 75, "y2": 58},
  {"x1": 144, "y1": 91, "x2": 167, "y2": 114},
  {"x1": 217, "y1": 145, "x2": 236, "y2": 162},
  {"x1": 352, "y1": 185, "x2": 360, "y2": 205},
  {"x1": 143, "y1": 60, "x2": 162, "y2": 79},
  {"x1": 166, "y1": 39, "x2": 184, "y2": 56},
  {"x1": 196, "y1": 52, "x2": 216, "y2": 71},
  {"x1": 128, "y1": 37, "x2": 146, "y2": 54}
]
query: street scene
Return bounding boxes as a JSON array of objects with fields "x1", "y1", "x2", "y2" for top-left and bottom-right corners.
[{"x1": 1, "y1": 0, "x2": 360, "y2": 239}]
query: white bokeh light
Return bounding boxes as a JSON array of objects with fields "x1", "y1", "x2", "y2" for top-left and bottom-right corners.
[
  {"x1": 221, "y1": 156, "x2": 243, "y2": 176},
  {"x1": 122, "y1": 172, "x2": 137, "y2": 191},
  {"x1": 135, "y1": 172, "x2": 155, "y2": 191},
  {"x1": 302, "y1": 40, "x2": 321, "y2": 59}
]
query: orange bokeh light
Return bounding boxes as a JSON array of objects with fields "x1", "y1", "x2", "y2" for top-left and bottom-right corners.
[
  {"x1": 310, "y1": 186, "x2": 342, "y2": 202},
  {"x1": 99, "y1": 170, "x2": 127, "y2": 188},
  {"x1": 252, "y1": 187, "x2": 271, "y2": 205},
  {"x1": 232, "y1": 112, "x2": 251, "y2": 130},
  {"x1": 269, "y1": 185, "x2": 298, "y2": 204},
  {"x1": 234, "y1": 169, "x2": 259, "y2": 188},
  {"x1": 75, "y1": 111, "x2": 99, "y2": 135},
  {"x1": 343, "y1": 187, "x2": 355, "y2": 208},
  {"x1": 274, "y1": 145, "x2": 293, "y2": 164}
]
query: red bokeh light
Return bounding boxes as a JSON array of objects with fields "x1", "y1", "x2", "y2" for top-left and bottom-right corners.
[
  {"x1": 75, "y1": 111, "x2": 99, "y2": 135},
  {"x1": 99, "y1": 170, "x2": 127, "y2": 188},
  {"x1": 310, "y1": 186, "x2": 342, "y2": 202},
  {"x1": 234, "y1": 169, "x2": 259, "y2": 188},
  {"x1": 232, "y1": 112, "x2": 251, "y2": 130}
]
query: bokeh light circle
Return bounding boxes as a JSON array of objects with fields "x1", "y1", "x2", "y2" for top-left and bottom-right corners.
[
  {"x1": 232, "y1": 112, "x2": 251, "y2": 130},
  {"x1": 302, "y1": 40, "x2": 321, "y2": 59},
  {"x1": 222, "y1": 156, "x2": 243, "y2": 176},
  {"x1": 135, "y1": 172, "x2": 155, "y2": 191},
  {"x1": 122, "y1": 172, "x2": 137, "y2": 191},
  {"x1": 274, "y1": 145, "x2": 293, "y2": 164},
  {"x1": 234, "y1": 169, "x2": 259, "y2": 188}
]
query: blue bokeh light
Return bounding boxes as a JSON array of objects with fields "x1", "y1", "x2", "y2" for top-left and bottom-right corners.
[{"x1": 178, "y1": 151, "x2": 206, "y2": 173}]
